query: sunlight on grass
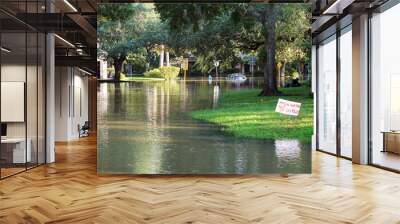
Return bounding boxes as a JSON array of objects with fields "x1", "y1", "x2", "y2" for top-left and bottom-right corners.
[{"x1": 190, "y1": 86, "x2": 313, "y2": 142}]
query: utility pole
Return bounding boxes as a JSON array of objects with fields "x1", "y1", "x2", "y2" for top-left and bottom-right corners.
[{"x1": 213, "y1": 60, "x2": 220, "y2": 85}]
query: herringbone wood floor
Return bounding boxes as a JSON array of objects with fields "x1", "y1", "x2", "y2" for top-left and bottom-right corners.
[{"x1": 1, "y1": 135, "x2": 400, "y2": 224}]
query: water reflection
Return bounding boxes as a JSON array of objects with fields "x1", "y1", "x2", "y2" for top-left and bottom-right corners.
[
  {"x1": 97, "y1": 78, "x2": 311, "y2": 174},
  {"x1": 213, "y1": 85, "x2": 220, "y2": 108},
  {"x1": 275, "y1": 140, "x2": 303, "y2": 169}
]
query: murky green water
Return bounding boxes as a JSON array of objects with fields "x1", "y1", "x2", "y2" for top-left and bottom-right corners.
[{"x1": 97, "y1": 78, "x2": 311, "y2": 174}]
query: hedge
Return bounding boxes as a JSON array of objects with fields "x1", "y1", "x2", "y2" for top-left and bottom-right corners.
[{"x1": 144, "y1": 66, "x2": 180, "y2": 79}]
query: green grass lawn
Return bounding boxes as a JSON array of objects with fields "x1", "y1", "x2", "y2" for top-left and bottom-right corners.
[
  {"x1": 121, "y1": 76, "x2": 166, "y2": 81},
  {"x1": 190, "y1": 86, "x2": 313, "y2": 142}
]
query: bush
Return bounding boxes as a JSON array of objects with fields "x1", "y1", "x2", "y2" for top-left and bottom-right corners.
[
  {"x1": 159, "y1": 66, "x2": 180, "y2": 79},
  {"x1": 120, "y1": 73, "x2": 126, "y2": 80},
  {"x1": 302, "y1": 80, "x2": 311, "y2": 87},
  {"x1": 107, "y1": 67, "x2": 114, "y2": 76},
  {"x1": 144, "y1": 68, "x2": 163, "y2": 78},
  {"x1": 144, "y1": 66, "x2": 180, "y2": 79},
  {"x1": 292, "y1": 71, "x2": 300, "y2": 79}
]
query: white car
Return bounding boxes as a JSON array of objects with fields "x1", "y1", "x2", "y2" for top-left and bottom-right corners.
[{"x1": 226, "y1": 73, "x2": 247, "y2": 82}]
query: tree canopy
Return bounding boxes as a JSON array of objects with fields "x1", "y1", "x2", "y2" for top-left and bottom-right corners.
[
  {"x1": 98, "y1": 4, "x2": 168, "y2": 79},
  {"x1": 97, "y1": 3, "x2": 311, "y2": 93}
]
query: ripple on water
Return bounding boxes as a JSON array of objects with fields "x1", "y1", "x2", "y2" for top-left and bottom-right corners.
[{"x1": 97, "y1": 79, "x2": 311, "y2": 174}]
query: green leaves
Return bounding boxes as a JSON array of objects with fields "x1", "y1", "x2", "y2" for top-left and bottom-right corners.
[
  {"x1": 275, "y1": 4, "x2": 311, "y2": 64},
  {"x1": 98, "y1": 3, "x2": 311, "y2": 81},
  {"x1": 144, "y1": 66, "x2": 180, "y2": 79},
  {"x1": 154, "y1": 3, "x2": 310, "y2": 74},
  {"x1": 98, "y1": 4, "x2": 152, "y2": 59},
  {"x1": 97, "y1": 3, "x2": 142, "y2": 22}
]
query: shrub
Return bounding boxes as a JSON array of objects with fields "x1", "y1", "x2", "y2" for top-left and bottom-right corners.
[
  {"x1": 120, "y1": 73, "x2": 126, "y2": 80},
  {"x1": 107, "y1": 67, "x2": 114, "y2": 76},
  {"x1": 302, "y1": 80, "x2": 311, "y2": 87},
  {"x1": 144, "y1": 68, "x2": 163, "y2": 78},
  {"x1": 159, "y1": 66, "x2": 180, "y2": 79},
  {"x1": 292, "y1": 71, "x2": 300, "y2": 79},
  {"x1": 144, "y1": 66, "x2": 180, "y2": 79}
]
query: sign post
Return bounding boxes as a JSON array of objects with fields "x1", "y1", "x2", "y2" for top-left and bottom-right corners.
[
  {"x1": 181, "y1": 58, "x2": 189, "y2": 80},
  {"x1": 213, "y1": 60, "x2": 220, "y2": 85}
]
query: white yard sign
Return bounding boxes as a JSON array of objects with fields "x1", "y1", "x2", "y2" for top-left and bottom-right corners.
[{"x1": 275, "y1": 99, "x2": 301, "y2": 116}]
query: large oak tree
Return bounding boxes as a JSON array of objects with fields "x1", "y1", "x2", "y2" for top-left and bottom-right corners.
[{"x1": 155, "y1": 3, "x2": 310, "y2": 96}]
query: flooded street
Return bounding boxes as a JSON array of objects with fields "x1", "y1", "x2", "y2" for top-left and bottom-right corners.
[{"x1": 97, "y1": 79, "x2": 311, "y2": 174}]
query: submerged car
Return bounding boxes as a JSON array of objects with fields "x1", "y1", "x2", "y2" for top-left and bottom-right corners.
[{"x1": 226, "y1": 73, "x2": 247, "y2": 82}]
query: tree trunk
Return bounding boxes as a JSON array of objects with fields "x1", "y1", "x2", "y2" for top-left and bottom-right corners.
[
  {"x1": 298, "y1": 63, "x2": 304, "y2": 82},
  {"x1": 166, "y1": 51, "x2": 170, "y2": 67},
  {"x1": 280, "y1": 61, "x2": 286, "y2": 88},
  {"x1": 113, "y1": 56, "x2": 125, "y2": 81},
  {"x1": 276, "y1": 64, "x2": 281, "y2": 88},
  {"x1": 304, "y1": 63, "x2": 310, "y2": 81},
  {"x1": 259, "y1": 5, "x2": 280, "y2": 96},
  {"x1": 145, "y1": 47, "x2": 151, "y2": 71},
  {"x1": 159, "y1": 45, "x2": 165, "y2": 67},
  {"x1": 276, "y1": 62, "x2": 285, "y2": 88}
]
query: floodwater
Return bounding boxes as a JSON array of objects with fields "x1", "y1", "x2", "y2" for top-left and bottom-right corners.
[{"x1": 97, "y1": 78, "x2": 311, "y2": 174}]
